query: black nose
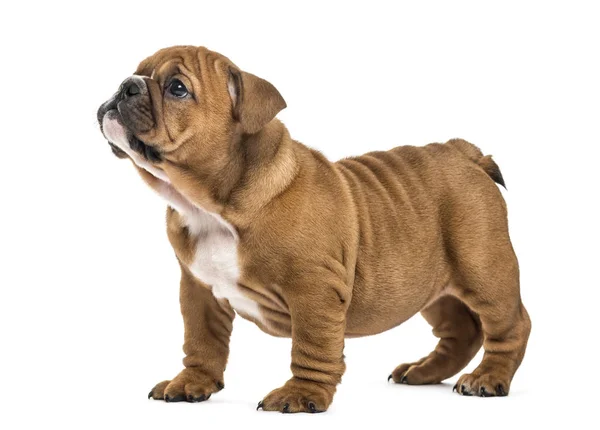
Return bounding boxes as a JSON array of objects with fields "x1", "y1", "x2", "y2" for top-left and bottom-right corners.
[
  {"x1": 123, "y1": 81, "x2": 140, "y2": 98},
  {"x1": 119, "y1": 76, "x2": 146, "y2": 100}
]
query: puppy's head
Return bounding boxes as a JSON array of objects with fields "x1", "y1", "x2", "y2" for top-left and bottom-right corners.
[{"x1": 97, "y1": 45, "x2": 286, "y2": 181}]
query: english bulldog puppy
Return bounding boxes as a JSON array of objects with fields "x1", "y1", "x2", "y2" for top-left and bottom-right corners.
[{"x1": 97, "y1": 46, "x2": 531, "y2": 413}]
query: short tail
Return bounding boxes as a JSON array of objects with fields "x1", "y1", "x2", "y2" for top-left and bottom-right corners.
[{"x1": 446, "y1": 138, "x2": 506, "y2": 189}]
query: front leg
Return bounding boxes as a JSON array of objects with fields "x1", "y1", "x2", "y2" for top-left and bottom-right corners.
[
  {"x1": 259, "y1": 279, "x2": 349, "y2": 413},
  {"x1": 149, "y1": 267, "x2": 235, "y2": 402}
]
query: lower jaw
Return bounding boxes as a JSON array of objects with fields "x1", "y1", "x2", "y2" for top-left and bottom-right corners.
[
  {"x1": 103, "y1": 114, "x2": 169, "y2": 182},
  {"x1": 128, "y1": 136, "x2": 162, "y2": 163},
  {"x1": 108, "y1": 142, "x2": 127, "y2": 158}
]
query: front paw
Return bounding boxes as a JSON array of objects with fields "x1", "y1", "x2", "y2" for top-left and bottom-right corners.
[
  {"x1": 148, "y1": 367, "x2": 224, "y2": 403},
  {"x1": 257, "y1": 378, "x2": 334, "y2": 413}
]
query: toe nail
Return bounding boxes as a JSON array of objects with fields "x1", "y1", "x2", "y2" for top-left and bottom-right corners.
[
  {"x1": 452, "y1": 384, "x2": 457, "y2": 392},
  {"x1": 185, "y1": 394, "x2": 207, "y2": 403},
  {"x1": 165, "y1": 394, "x2": 171, "y2": 402},
  {"x1": 282, "y1": 403, "x2": 290, "y2": 413},
  {"x1": 257, "y1": 400, "x2": 264, "y2": 411},
  {"x1": 388, "y1": 374, "x2": 393, "y2": 382},
  {"x1": 308, "y1": 401, "x2": 317, "y2": 413},
  {"x1": 496, "y1": 384, "x2": 507, "y2": 396},
  {"x1": 480, "y1": 387, "x2": 490, "y2": 397},
  {"x1": 216, "y1": 381, "x2": 225, "y2": 390},
  {"x1": 400, "y1": 374, "x2": 408, "y2": 384},
  {"x1": 148, "y1": 391, "x2": 154, "y2": 399}
]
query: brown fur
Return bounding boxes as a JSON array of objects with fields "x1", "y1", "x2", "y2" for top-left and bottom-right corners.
[{"x1": 98, "y1": 46, "x2": 531, "y2": 412}]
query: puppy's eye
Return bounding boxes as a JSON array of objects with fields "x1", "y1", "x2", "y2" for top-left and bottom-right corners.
[{"x1": 168, "y1": 79, "x2": 188, "y2": 98}]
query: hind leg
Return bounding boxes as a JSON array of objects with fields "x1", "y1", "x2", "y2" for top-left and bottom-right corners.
[
  {"x1": 389, "y1": 295, "x2": 482, "y2": 384},
  {"x1": 452, "y1": 286, "x2": 531, "y2": 397},
  {"x1": 449, "y1": 240, "x2": 532, "y2": 397}
]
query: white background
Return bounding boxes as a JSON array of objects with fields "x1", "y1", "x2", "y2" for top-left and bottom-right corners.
[{"x1": 1, "y1": 1, "x2": 598, "y2": 428}]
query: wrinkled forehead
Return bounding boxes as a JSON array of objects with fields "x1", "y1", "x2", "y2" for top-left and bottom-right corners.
[{"x1": 134, "y1": 46, "x2": 233, "y2": 86}]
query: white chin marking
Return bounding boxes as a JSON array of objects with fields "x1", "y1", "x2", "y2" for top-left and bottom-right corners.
[{"x1": 102, "y1": 115, "x2": 170, "y2": 183}]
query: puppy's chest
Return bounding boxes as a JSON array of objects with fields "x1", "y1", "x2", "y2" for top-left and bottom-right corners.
[{"x1": 176, "y1": 210, "x2": 263, "y2": 321}]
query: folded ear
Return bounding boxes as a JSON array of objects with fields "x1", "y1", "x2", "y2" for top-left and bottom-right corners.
[{"x1": 228, "y1": 68, "x2": 286, "y2": 134}]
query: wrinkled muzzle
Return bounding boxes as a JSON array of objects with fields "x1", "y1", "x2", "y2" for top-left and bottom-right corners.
[
  {"x1": 97, "y1": 75, "x2": 161, "y2": 163},
  {"x1": 97, "y1": 75, "x2": 168, "y2": 181}
]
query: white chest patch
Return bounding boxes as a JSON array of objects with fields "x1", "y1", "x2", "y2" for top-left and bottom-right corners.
[
  {"x1": 185, "y1": 209, "x2": 263, "y2": 321},
  {"x1": 101, "y1": 115, "x2": 263, "y2": 322}
]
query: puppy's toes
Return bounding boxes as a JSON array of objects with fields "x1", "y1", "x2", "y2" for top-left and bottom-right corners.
[
  {"x1": 455, "y1": 372, "x2": 510, "y2": 397},
  {"x1": 258, "y1": 378, "x2": 333, "y2": 413},
  {"x1": 164, "y1": 393, "x2": 186, "y2": 403},
  {"x1": 182, "y1": 381, "x2": 216, "y2": 403},
  {"x1": 149, "y1": 368, "x2": 225, "y2": 403},
  {"x1": 389, "y1": 357, "x2": 439, "y2": 385},
  {"x1": 148, "y1": 380, "x2": 171, "y2": 400}
]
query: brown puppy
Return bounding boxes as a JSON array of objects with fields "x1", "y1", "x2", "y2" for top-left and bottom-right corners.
[{"x1": 97, "y1": 46, "x2": 531, "y2": 412}]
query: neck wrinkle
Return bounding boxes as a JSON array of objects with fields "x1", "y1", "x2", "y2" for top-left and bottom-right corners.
[
  {"x1": 210, "y1": 132, "x2": 245, "y2": 208},
  {"x1": 223, "y1": 119, "x2": 299, "y2": 227}
]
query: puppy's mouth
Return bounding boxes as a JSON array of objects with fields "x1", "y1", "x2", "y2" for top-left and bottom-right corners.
[
  {"x1": 99, "y1": 107, "x2": 162, "y2": 163},
  {"x1": 128, "y1": 134, "x2": 162, "y2": 163},
  {"x1": 107, "y1": 141, "x2": 127, "y2": 158},
  {"x1": 99, "y1": 108, "x2": 170, "y2": 183}
]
